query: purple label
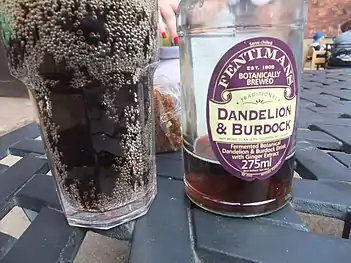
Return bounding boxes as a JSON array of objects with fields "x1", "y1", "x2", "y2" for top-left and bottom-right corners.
[{"x1": 206, "y1": 37, "x2": 298, "y2": 181}]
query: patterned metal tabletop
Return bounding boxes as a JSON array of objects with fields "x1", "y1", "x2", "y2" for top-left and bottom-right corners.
[{"x1": 0, "y1": 69, "x2": 351, "y2": 263}]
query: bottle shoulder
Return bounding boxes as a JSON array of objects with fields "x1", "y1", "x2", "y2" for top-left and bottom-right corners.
[
  {"x1": 177, "y1": 0, "x2": 233, "y2": 33},
  {"x1": 176, "y1": 0, "x2": 307, "y2": 32}
]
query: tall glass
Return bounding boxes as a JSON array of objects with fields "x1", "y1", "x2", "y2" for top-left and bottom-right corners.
[
  {"x1": 1, "y1": 0, "x2": 158, "y2": 229},
  {"x1": 177, "y1": 0, "x2": 307, "y2": 217}
]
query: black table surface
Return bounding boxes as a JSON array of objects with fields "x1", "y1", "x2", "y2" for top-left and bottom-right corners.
[{"x1": 1, "y1": 69, "x2": 351, "y2": 263}]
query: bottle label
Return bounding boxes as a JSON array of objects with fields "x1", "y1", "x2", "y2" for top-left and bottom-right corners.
[{"x1": 206, "y1": 37, "x2": 298, "y2": 181}]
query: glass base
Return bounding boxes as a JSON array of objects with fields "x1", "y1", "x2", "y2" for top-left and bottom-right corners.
[
  {"x1": 63, "y1": 184, "x2": 157, "y2": 230},
  {"x1": 185, "y1": 178, "x2": 291, "y2": 218}
]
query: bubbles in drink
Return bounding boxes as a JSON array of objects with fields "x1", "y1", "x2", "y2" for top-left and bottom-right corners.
[{"x1": 1, "y1": 0, "x2": 158, "y2": 211}]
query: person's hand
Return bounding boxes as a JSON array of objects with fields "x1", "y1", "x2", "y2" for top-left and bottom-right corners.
[{"x1": 158, "y1": 0, "x2": 180, "y2": 45}]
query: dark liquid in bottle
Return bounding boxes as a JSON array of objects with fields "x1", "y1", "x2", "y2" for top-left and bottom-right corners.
[{"x1": 184, "y1": 135, "x2": 294, "y2": 216}]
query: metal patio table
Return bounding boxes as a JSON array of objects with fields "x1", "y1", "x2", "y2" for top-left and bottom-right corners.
[{"x1": 0, "y1": 69, "x2": 351, "y2": 263}]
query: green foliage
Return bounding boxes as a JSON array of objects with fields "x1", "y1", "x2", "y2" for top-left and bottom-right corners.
[{"x1": 0, "y1": 12, "x2": 12, "y2": 48}]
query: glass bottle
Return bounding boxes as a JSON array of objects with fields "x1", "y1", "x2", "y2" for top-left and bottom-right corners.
[
  {"x1": 177, "y1": 0, "x2": 307, "y2": 216},
  {"x1": 0, "y1": 0, "x2": 158, "y2": 229}
]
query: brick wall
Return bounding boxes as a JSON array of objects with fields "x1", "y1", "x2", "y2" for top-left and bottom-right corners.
[{"x1": 306, "y1": 0, "x2": 351, "y2": 38}]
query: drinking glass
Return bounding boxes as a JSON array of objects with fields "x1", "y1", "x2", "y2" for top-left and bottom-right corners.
[{"x1": 0, "y1": 0, "x2": 159, "y2": 229}]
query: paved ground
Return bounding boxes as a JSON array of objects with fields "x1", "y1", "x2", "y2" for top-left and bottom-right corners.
[{"x1": 0, "y1": 51, "x2": 36, "y2": 136}]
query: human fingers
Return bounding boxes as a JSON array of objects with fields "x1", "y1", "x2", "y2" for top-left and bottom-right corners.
[
  {"x1": 159, "y1": 10, "x2": 167, "y2": 39},
  {"x1": 170, "y1": 0, "x2": 180, "y2": 12},
  {"x1": 160, "y1": 4, "x2": 178, "y2": 44}
]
